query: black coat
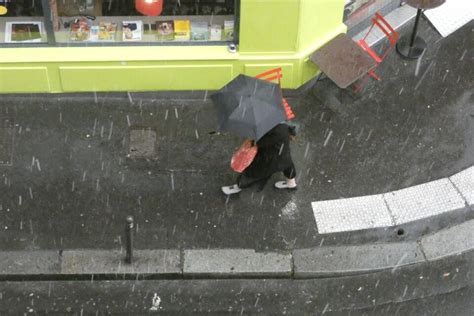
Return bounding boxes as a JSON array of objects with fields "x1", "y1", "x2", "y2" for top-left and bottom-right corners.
[{"x1": 243, "y1": 123, "x2": 294, "y2": 180}]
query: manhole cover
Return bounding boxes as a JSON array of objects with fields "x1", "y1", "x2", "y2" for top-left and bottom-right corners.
[
  {"x1": 0, "y1": 119, "x2": 14, "y2": 166},
  {"x1": 128, "y1": 128, "x2": 156, "y2": 158}
]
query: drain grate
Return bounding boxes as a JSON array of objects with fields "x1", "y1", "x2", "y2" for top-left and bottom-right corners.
[
  {"x1": 128, "y1": 128, "x2": 156, "y2": 158},
  {"x1": 0, "y1": 119, "x2": 14, "y2": 166}
]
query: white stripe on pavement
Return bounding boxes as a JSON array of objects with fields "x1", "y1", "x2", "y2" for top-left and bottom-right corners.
[
  {"x1": 312, "y1": 166, "x2": 474, "y2": 234},
  {"x1": 384, "y1": 178, "x2": 466, "y2": 225},
  {"x1": 450, "y1": 166, "x2": 474, "y2": 206},
  {"x1": 311, "y1": 194, "x2": 393, "y2": 234}
]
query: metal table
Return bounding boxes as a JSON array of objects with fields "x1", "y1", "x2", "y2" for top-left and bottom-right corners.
[
  {"x1": 396, "y1": 0, "x2": 446, "y2": 59},
  {"x1": 309, "y1": 33, "x2": 377, "y2": 89}
]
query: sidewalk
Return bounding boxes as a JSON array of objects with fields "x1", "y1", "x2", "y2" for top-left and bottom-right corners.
[{"x1": 0, "y1": 20, "x2": 472, "y2": 258}]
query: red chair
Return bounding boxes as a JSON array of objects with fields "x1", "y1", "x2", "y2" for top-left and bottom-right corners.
[
  {"x1": 255, "y1": 67, "x2": 295, "y2": 120},
  {"x1": 356, "y1": 12, "x2": 399, "y2": 85}
]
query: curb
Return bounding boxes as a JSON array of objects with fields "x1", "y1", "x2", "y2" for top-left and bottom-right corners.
[
  {"x1": 293, "y1": 219, "x2": 474, "y2": 279},
  {"x1": 1, "y1": 219, "x2": 473, "y2": 280},
  {"x1": 421, "y1": 219, "x2": 474, "y2": 261},
  {"x1": 183, "y1": 249, "x2": 292, "y2": 278},
  {"x1": 61, "y1": 249, "x2": 181, "y2": 276},
  {"x1": 292, "y1": 241, "x2": 425, "y2": 278},
  {"x1": 0, "y1": 250, "x2": 60, "y2": 276}
]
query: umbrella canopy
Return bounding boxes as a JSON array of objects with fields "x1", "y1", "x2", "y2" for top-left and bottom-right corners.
[{"x1": 211, "y1": 75, "x2": 287, "y2": 141}]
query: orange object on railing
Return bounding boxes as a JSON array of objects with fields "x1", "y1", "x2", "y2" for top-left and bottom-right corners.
[{"x1": 255, "y1": 67, "x2": 295, "y2": 120}]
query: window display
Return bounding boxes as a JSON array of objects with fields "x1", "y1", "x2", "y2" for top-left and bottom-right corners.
[
  {"x1": 0, "y1": 0, "x2": 47, "y2": 44},
  {"x1": 0, "y1": 0, "x2": 238, "y2": 45},
  {"x1": 50, "y1": 0, "x2": 237, "y2": 44}
]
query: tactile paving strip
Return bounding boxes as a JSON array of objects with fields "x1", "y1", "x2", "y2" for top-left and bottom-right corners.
[
  {"x1": 449, "y1": 166, "x2": 474, "y2": 206},
  {"x1": 384, "y1": 178, "x2": 466, "y2": 225},
  {"x1": 311, "y1": 194, "x2": 393, "y2": 234}
]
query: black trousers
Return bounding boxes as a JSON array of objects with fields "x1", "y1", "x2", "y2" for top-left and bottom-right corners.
[{"x1": 283, "y1": 164, "x2": 297, "y2": 179}]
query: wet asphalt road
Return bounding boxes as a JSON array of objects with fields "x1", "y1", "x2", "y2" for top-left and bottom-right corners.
[
  {"x1": 0, "y1": 250, "x2": 473, "y2": 315},
  {"x1": 0, "y1": 21, "x2": 472, "y2": 252}
]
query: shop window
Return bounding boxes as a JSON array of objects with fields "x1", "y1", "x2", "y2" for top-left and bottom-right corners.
[
  {"x1": 0, "y1": 0, "x2": 47, "y2": 44},
  {"x1": 49, "y1": 0, "x2": 237, "y2": 45}
]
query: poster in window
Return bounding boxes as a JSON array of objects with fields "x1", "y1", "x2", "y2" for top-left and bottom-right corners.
[
  {"x1": 5, "y1": 22, "x2": 43, "y2": 43},
  {"x1": 122, "y1": 21, "x2": 143, "y2": 41},
  {"x1": 157, "y1": 21, "x2": 174, "y2": 41},
  {"x1": 70, "y1": 18, "x2": 91, "y2": 41}
]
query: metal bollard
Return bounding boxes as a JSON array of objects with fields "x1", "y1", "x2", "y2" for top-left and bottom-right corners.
[{"x1": 125, "y1": 216, "x2": 134, "y2": 264}]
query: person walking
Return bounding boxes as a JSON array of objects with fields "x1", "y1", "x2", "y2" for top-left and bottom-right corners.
[{"x1": 222, "y1": 123, "x2": 297, "y2": 195}]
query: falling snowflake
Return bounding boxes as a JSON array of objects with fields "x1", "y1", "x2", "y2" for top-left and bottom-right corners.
[{"x1": 150, "y1": 293, "x2": 162, "y2": 311}]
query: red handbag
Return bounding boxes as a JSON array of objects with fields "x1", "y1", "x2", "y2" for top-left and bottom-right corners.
[{"x1": 231, "y1": 139, "x2": 258, "y2": 173}]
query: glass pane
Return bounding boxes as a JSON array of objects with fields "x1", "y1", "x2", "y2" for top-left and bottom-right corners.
[
  {"x1": 0, "y1": 0, "x2": 47, "y2": 44},
  {"x1": 51, "y1": 0, "x2": 236, "y2": 44}
]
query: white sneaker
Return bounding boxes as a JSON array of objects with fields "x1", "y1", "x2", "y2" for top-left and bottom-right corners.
[
  {"x1": 222, "y1": 184, "x2": 242, "y2": 195},
  {"x1": 274, "y1": 180, "x2": 297, "y2": 190}
]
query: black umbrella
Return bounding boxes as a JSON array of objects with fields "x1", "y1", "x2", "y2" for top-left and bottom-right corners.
[{"x1": 211, "y1": 74, "x2": 287, "y2": 141}]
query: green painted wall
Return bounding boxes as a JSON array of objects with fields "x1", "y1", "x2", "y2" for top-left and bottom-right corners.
[
  {"x1": 296, "y1": 0, "x2": 346, "y2": 52},
  {"x1": 0, "y1": 0, "x2": 346, "y2": 93},
  {"x1": 239, "y1": 0, "x2": 300, "y2": 53},
  {"x1": 0, "y1": 66, "x2": 51, "y2": 92},
  {"x1": 59, "y1": 64, "x2": 235, "y2": 92}
]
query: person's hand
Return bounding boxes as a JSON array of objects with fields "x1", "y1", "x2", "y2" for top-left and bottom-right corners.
[{"x1": 288, "y1": 125, "x2": 297, "y2": 136}]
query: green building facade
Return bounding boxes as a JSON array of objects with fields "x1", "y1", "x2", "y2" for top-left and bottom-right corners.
[{"x1": 0, "y1": 0, "x2": 346, "y2": 93}]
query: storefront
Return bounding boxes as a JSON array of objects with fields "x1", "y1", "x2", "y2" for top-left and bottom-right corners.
[
  {"x1": 344, "y1": 0, "x2": 402, "y2": 36},
  {"x1": 0, "y1": 0, "x2": 346, "y2": 93}
]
